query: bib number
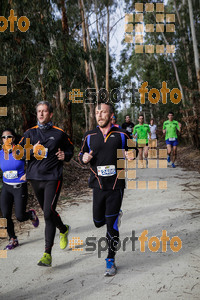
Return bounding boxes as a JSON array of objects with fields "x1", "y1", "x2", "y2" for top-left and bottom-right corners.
[
  {"x1": 97, "y1": 165, "x2": 116, "y2": 177},
  {"x1": 3, "y1": 170, "x2": 18, "y2": 179},
  {"x1": 169, "y1": 138, "x2": 175, "y2": 141}
]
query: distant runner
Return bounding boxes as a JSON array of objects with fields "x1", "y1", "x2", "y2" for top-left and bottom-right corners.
[
  {"x1": 163, "y1": 112, "x2": 181, "y2": 168},
  {"x1": 149, "y1": 118, "x2": 157, "y2": 140},
  {"x1": 122, "y1": 115, "x2": 134, "y2": 138},
  {"x1": 79, "y1": 102, "x2": 137, "y2": 276},
  {"x1": 133, "y1": 114, "x2": 150, "y2": 167},
  {"x1": 111, "y1": 116, "x2": 120, "y2": 128},
  {"x1": 19, "y1": 101, "x2": 74, "y2": 266},
  {"x1": 149, "y1": 118, "x2": 157, "y2": 148}
]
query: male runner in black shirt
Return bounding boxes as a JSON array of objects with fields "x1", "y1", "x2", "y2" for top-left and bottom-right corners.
[
  {"x1": 79, "y1": 102, "x2": 137, "y2": 276},
  {"x1": 122, "y1": 115, "x2": 134, "y2": 138},
  {"x1": 19, "y1": 101, "x2": 74, "y2": 266}
]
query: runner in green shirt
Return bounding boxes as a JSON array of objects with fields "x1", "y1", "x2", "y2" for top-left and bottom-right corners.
[
  {"x1": 163, "y1": 112, "x2": 181, "y2": 168},
  {"x1": 133, "y1": 114, "x2": 151, "y2": 167}
]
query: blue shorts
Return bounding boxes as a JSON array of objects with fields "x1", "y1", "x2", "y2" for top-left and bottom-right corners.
[{"x1": 166, "y1": 138, "x2": 178, "y2": 146}]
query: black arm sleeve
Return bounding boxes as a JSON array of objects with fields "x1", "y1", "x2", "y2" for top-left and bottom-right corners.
[
  {"x1": 78, "y1": 133, "x2": 90, "y2": 165},
  {"x1": 62, "y1": 133, "x2": 74, "y2": 162}
]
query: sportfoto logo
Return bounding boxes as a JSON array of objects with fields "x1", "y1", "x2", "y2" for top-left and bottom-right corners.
[
  {"x1": 2, "y1": 138, "x2": 48, "y2": 161},
  {"x1": 125, "y1": 3, "x2": 175, "y2": 54},
  {"x1": 69, "y1": 230, "x2": 182, "y2": 258},
  {"x1": 0, "y1": 9, "x2": 30, "y2": 32},
  {"x1": 68, "y1": 82, "x2": 182, "y2": 105},
  {"x1": 0, "y1": 218, "x2": 7, "y2": 259},
  {"x1": 0, "y1": 76, "x2": 7, "y2": 116},
  {"x1": 117, "y1": 142, "x2": 169, "y2": 190}
]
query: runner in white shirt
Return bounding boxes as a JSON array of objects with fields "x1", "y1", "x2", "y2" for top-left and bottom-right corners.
[{"x1": 149, "y1": 118, "x2": 157, "y2": 139}]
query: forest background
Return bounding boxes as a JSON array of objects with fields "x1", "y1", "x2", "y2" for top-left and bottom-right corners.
[{"x1": 0, "y1": 0, "x2": 199, "y2": 149}]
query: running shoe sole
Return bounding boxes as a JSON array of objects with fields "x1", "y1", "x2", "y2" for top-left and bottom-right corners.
[
  {"x1": 37, "y1": 261, "x2": 52, "y2": 267},
  {"x1": 104, "y1": 266, "x2": 117, "y2": 276},
  {"x1": 37, "y1": 253, "x2": 52, "y2": 267},
  {"x1": 4, "y1": 239, "x2": 19, "y2": 250}
]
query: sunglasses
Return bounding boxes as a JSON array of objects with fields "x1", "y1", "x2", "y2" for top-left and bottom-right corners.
[{"x1": 1, "y1": 135, "x2": 13, "y2": 139}]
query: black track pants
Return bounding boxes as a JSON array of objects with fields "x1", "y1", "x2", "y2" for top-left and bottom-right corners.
[
  {"x1": 93, "y1": 188, "x2": 124, "y2": 259},
  {"x1": 0, "y1": 182, "x2": 31, "y2": 239},
  {"x1": 30, "y1": 180, "x2": 67, "y2": 254}
]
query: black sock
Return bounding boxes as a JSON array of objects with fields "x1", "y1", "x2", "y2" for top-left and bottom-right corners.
[
  {"x1": 45, "y1": 247, "x2": 52, "y2": 255},
  {"x1": 60, "y1": 224, "x2": 68, "y2": 234}
]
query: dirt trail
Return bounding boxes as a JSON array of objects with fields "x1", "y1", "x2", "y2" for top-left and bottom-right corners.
[{"x1": 0, "y1": 163, "x2": 200, "y2": 300}]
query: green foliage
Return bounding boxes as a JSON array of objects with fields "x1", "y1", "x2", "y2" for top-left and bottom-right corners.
[
  {"x1": 117, "y1": 0, "x2": 200, "y2": 130},
  {"x1": 0, "y1": 0, "x2": 121, "y2": 142}
]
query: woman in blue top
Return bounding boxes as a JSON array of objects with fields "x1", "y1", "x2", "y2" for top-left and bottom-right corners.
[{"x1": 0, "y1": 129, "x2": 39, "y2": 250}]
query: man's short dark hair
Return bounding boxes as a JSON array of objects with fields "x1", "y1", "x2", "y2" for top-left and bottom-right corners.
[
  {"x1": 139, "y1": 113, "x2": 144, "y2": 117},
  {"x1": 95, "y1": 102, "x2": 114, "y2": 114},
  {"x1": 36, "y1": 101, "x2": 53, "y2": 113},
  {"x1": 168, "y1": 111, "x2": 174, "y2": 116}
]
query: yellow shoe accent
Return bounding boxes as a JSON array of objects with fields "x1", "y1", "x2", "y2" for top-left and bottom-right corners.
[{"x1": 60, "y1": 225, "x2": 70, "y2": 250}]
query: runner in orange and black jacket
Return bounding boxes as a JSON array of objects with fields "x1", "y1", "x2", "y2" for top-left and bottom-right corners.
[
  {"x1": 78, "y1": 102, "x2": 138, "y2": 276},
  {"x1": 19, "y1": 123, "x2": 73, "y2": 181},
  {"x1": 79, "y1": 125, "x2": 130, "y2": 190},
  {"x1": 19, "y1": 101, "x2": 73, "y2": 266}
]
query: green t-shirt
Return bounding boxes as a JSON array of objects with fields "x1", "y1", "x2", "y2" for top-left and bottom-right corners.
[
  {"x1": 163, "y1": 120, "x2": 180, "y2": 140},
  {"x1": 133, "y1": 124, "x2": 150, "y2": 144}
]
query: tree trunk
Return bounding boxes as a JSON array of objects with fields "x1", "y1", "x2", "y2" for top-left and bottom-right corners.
[
  {"x1": 61, "y1": 0, "x2": 68, "y2": 34},
  {"x1": 187, "y1": 0, "x2": 200, "y2": 147},
  {"x1": 106, "y1": 4, "x2": 109, "y2": 94},
  {"x1": 79, "y1": 0, "x2": 90, "y2": 83},
  {"x1": 188, "y1": 0, "x2": 200, "y2": 92},
  {"x1": 174, "y1": 0, "x2": 193, "y2": 86},
  {"x1": 79, "y1": 0, "x2": 96, "y2": 130},
  {"x1": 83, "y1": 3, "x2": 99, "y2": 93},
  {"x1": 156, "y1": 23, "x2": 186, "y2": 106},
  {"x1": 38, "y1": 63, "x2": 46, "y2": 101},
  {"x1": 81, "y1": 0, "x2": 98, "y2": 129},
  {"x1": 60, "y1": 0, "x2": 73, "y2": 138},
  {"x1": 95, "y1": 0, "x2": 101, "y2": 51},
  {"x1": 84, "y1": 102, "x2": 88, "y2": 131},
  {"x1": 79, "y1": 0, "x2": 90, "y2": 130}
]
